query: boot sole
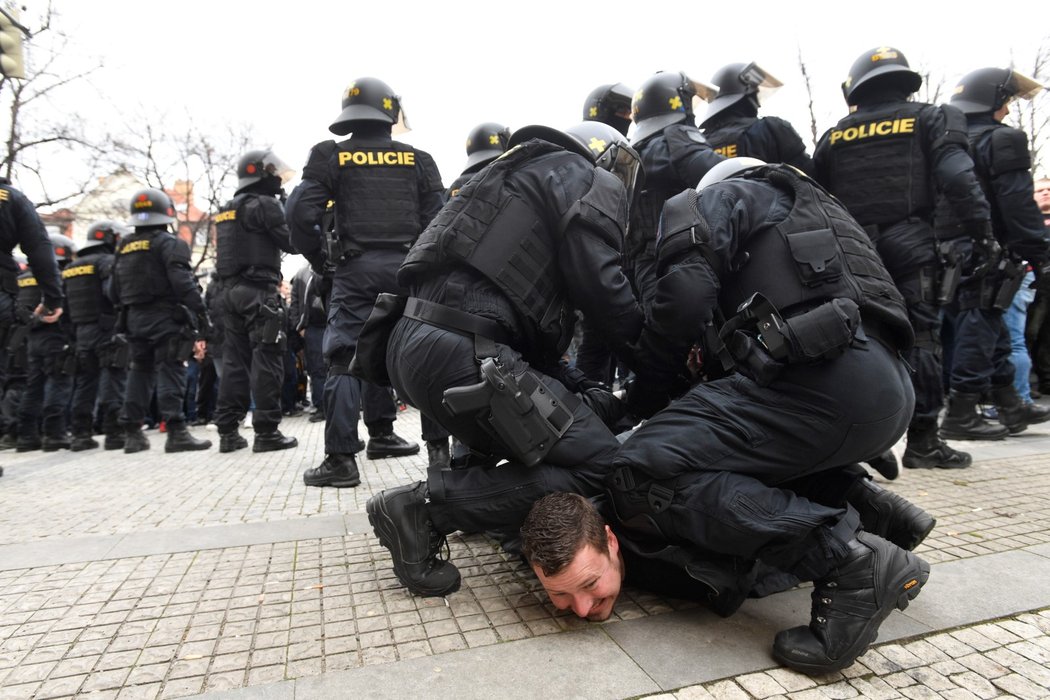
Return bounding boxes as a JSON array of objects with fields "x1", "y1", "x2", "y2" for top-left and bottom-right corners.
[
  {"x1": 366, "y1": 494, "x2": 460, "y2": 597},
  {"x1": 165, "y1": 443, "x2": 212, "y2": 453},
  {"x1": 253, "y1": 439, "x2": 299, "y2": 453},
  {"x1": 366, "y1": 447, "x2": 421, "y2": 459},
  {"x1": 772, "y1": 554, "x2": 930, "y2": 675},
  {"x1": 303, "y1": 473, "x2": 360, "y2": 488},
  {"x1": 219, "y1": 443, "x2": 249, "y2": 453},
  {"x1": 938, "y1": 430, "x2": 1008, "y2": 442}
]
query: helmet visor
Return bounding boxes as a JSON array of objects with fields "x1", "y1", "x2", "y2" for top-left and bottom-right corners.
[
  {"x1": 1010, "y1": 70, "x2": 1045, "y2": 101},
  {"x1": 597, "y1": 142, "x2": 643, "y2": 205},
  {"x1": 738, "y1": 62, "x2": 783, "y2": 105},
  {"x1": 261, "y1": 152, "x2": 296, "y2": 185}
]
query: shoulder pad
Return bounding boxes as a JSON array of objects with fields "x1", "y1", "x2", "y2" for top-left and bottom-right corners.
[
  {"x1": 655, "y1": 189, "x2": 715, "y2": 273},
  {"x1": 932, "y1": 104, "x2": 969, "y2": 148},
  {"x1": 302, "y1": 140, "x2": 338, "y2": 183},
  {"x1": 165, "y1": 235, "x2": 192, "y2": 265},
  {"x1": 413, "y1": 149, "x2": 444, "y2": 191},
  {"x1": 571, "y1": 169, "x2": 629, "y2": 241},
  {"x1": 257, "y1": 195, "x2": 288, "y2": 229},
  {"x1": 988, "y1": 126, "x2": 1032, "y2": 176},
  {"x1": 663, "y1": 123, "x2": 710, "y2": 146}
]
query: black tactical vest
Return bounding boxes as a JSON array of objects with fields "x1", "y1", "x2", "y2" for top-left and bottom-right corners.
[
  {"x1": 660, "y1": 165, "x2": 912, "y2": 350},
  {"x1": 15, "y1": 269, "x2": 40, "y2": 313},
  {"x1": 62, "y1": 252, "x2": 113, "y2": 324},
  {"x1": 821, "y1": 102, "x2": 931, "y2": 227},
  {"x1": 703, "y1": 117, "x2": 756, "y2": 159},
  {"x1": 333, "y1": 140, "x2": 423, "y2": 251},
  {"x1": 115, "y1": 231, "x2": 170, "y2": 305},
  {"x1": 215, "y1": 194, "x2": 282, "y2": 279},
  {"x1": 401, "y1": 141, "x2": 574, "y2": 359}
]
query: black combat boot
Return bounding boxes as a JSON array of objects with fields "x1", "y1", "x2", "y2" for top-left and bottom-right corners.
[
  {"x1": 0, "y1": 432, "x2": 17, "y2": 451},
  {"x1": 164, "y1": 423, "x2": 212, "y2": 453},
  {"x1": 103, "y1": 432, "x2": 125, "y2": 450},
  {"x1": 366, "y1": 432, "x2": 420, "y2": 459},
  {"x1": 939, "y1": 390, "x2": 1009, "y2": 440},
  {"x1": 902, "y1": 421, "x2": 972, "y2": 470},
  {"x1": 426, "y1": 439, "x2": 451, "y2": 470},
  {"x1": 991, "y1": 384, "x2": 1050, "y2": 434},
  {"x1": 42, "y1": 433, "x2": 72, "y2": 452},
  {"x1": 303, "y1": 453, "x2": 360, "y2": 487},
  {"x1": 865, "y1": 450, "x2": 898, "y2": 480},
  {"x1": 843, "y1": 477, "x2": 936, "y2": 550},
  {"x1": 219, "y1": 429, "x2": 248, "y2": 453},
  {"x1": 772, "y1": 531, "x2": 930, "y2": 675},
  {"x1": 123, "y1": 426, "x2": 150, "y2": 454},
  {"x1": 253, "y1": 430, "x2": 298, "y2": 452},
  {"x1": 366, "y1": 481, "x2": 461, "y2": 597},
  {"x1": 70, "y1": 434, "x2": 100, "y2": 452},
  {"x1": 308, "y1": 408, "x2": 326, "y2": 423},
  {"x1": 15, "y1": 435, "x2": 42, "y2": 452}
]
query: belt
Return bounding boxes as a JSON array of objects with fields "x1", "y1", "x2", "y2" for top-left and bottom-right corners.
[{"x1": 403, "y1": 297, "x2": 512, "y2": 346}]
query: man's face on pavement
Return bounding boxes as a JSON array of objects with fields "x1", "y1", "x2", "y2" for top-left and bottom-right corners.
[
  {"x1": 1035, "y1": 180, "x2": 1050, "y2": 214},
  {"x1": 532, "y1": 525, "x2": 625, "y2": 621}
]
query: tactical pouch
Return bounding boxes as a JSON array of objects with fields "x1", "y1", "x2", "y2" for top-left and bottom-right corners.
[
  {"x1": 992, "y1": 258, "x2": 1025, "y2": 311},
  {"x1": 161, "y1": 329, "x2": 196, "y2": 363},
  {"x1": 442, "y1": 357, "x2": 575, "y2": 467},
  {"x1": 109, "y1": 334, "x2": 130, "y2": 369},
  {"x1": 780, "y1": 298, "x2": 861, "y2": 363},
  {"x1": 76, "y1": 350, "x2": 100, "y2": 375},
  {"x1": 252, "y1": 301, "x2": 286, "y2": 349},
  {"x1": 349, "y1": 293, "x2": 407, "y2": 387},
  {"x1": 59, "y1": 345, "x2": 77, "y2": 376}
]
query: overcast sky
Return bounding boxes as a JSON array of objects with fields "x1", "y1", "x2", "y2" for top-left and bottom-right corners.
[{"x1": 23, "y1": 1, "x2": 1050, "y2": 201}]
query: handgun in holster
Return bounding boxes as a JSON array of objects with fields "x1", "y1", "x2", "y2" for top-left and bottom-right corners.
[
  {"x1": 441, "y1": 357, "x2": 575, "y2": 467},
  {"x1": 992, "y1": 257, "x2": 1026, "y2": 311},
  {"x1": 937, "y1": 240, "x2": 966, "y2": 305},
  {"x1": 254, "y1": 302, "x2": 286, "y2": 346},
  {"x1": 109, "y1": 334, "x2": 130, "y2": 369}
]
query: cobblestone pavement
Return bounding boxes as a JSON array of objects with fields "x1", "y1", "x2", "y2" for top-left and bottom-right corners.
[{"x1": 1, "y1": 406, "x2": 1050, "y2": 699}]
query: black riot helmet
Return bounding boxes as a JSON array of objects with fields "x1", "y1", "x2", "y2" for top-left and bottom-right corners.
[
  {"x1": 631, "y1": 71, "x2": 718, "y2": 145},
  {"x1": 127, "y1": 187, "x2": 177, "y2": 229},
  {"x1": 841, "y1": 46, "x2": 922, "y2": 106},
  {"x1": 700, "y1": 62, "x2": 783, "y2": 128},
  {"x1": 235, "y1": 149, "x2": 295, "y2": 195},
  {"x1": 329, "y1": 77, "x2": 410, "y2": 137},
  {"x1": 696, "y1": 157, "x2": 767, "y2": 191},
  {"x1": 509, "y1": 121, "x2": 643, "y2": 208},
  {"x1": 82, "y1": 220, "x2": 128, "y2": 253},
  {"x1": 950, "y1": 67, "x2": 1045, "y2": 115},
  {"x1": 49, "y1": 232, "x2": 77, "y2": 266},
  {"x1": 463, "y1": 122, "x2": 511, "y2": 172},
  {"x1": 583, "y1": 83, "x2": 634, "y2": 136}
]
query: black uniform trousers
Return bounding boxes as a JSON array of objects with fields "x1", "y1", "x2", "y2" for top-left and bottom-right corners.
[
  {"x1": 17, "y1": 324, "x2": 73, "y2": 440},
  {"x1": 387, "y1": 316, "x2": 622, "y2": 537},
  {"x1": 948, "y1": 304, "x2": 1014, "y2": 393},
  {"x1": 303, "y1": 324, "x2": 326, "y2": 409},
  {"x1": 119, "y1": 304, "x2": 190, "y2": 429},
  {"x1": 612, "y1": 333, "x2": 914, "y2": 582},
  {"x1": 0, "y1": 291, "x2": 20, "y2": 438},
  {"x1": 70, "y1": 323, "x2": 126, "y2": 438},
  {"x1": 213, "y1": 279, "x2": 285, "y2": 435},
  {"x1": 323, "y1": 250, "x2": 448, "y2": 454}
]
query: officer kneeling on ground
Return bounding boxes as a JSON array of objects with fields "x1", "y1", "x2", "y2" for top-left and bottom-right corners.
[
  {"x1": 363, "y1": 121, "x2": 649, "y2": 598},
  {"x1": 599, "y1": 158, "x2": 931, "y2": 675},
  {"x1": 113, "y1": 188, "x2": 212, "y2": 453}
]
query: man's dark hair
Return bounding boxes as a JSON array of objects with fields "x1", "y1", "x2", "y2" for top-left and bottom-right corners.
[{"x1": 520, "y1": 492, "x2": 608, "y2": 577}]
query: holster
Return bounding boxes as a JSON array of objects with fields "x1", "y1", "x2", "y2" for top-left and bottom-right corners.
[
  {"x1": 442, "y1": 357, "x2": 575, "y2": 467},
  {"x1": 6, "y1": 324, "x2": 29, "y2": 370},
  {"x1": 48, "y1": 344, "x2": 77, "y2": 377},
  {"x1": 937, "y1": 239, "x2": 966, "y2": 305},
  {"x1": 251, "y1": 300, "x2": 286, "y2": 350},
  {"x1": 349, "y1": 293, "x2": 407, "y2": 387},
  {"x1": 160, "y1": 327, "x2": 196, "y2": 363},
  {"x1": 324, "y1": 229, "x2": 361, "y2": 266},
  {"x1": 991, "y1": 257, "x2": 1026, "y2": 311},
  {"x1": 108, "y1": 334, "x2": 130, "y2": 369}
]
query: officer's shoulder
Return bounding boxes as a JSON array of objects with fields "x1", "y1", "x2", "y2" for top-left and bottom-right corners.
[{"x1": 307, "y1": 140, "x2": 339, "y2": 161}]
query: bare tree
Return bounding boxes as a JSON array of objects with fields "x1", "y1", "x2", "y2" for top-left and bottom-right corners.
[
  {"x1": 1006, "y1": 37, "x2": 1050, "y2": 177},
  {"x1": 0, "y1": 3, "x2": 117, "y2": 208},
  {"x1": 915, "y1": 65, "x2": 949, "y2": 107},
  {"x1": 796, "y1": 43, "x2": 820, "y2": 149}
]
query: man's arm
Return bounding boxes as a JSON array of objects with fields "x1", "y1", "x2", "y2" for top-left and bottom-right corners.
[
  {"x1": 11, "y1": 189, "x2": 63, "y2": 309},
  {"x1": 286, "y1": 141, "x2": 337, "y2": 268}
]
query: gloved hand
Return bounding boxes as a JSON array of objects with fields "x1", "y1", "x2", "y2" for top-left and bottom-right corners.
[
  {"x1": 580, "y1": 387, "x2": 627, "y2": 429},
  {"x1": 623, "y1": 377, "x2": 671, "y2": 420}
]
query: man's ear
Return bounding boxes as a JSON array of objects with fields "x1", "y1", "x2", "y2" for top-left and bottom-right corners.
[{"x1": 605, "y1": 524, "x2": 619, "y2": 557}]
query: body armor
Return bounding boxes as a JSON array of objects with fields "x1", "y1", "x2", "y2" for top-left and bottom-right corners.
[
  {"x1": 215, "y1": 194, "x2": 283, "y2": 280},
  {"x1": 115, "y1": 231, "x2": 171, "y2": 305},
  {"x1": 15, "y1": 269, "x2": 41, "y2": 319},
  {"x1": 62, "y1": 252, "x2": 115, "y2": 325}
]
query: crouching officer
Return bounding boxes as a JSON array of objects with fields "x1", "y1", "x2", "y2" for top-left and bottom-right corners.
[
  {"x1": 364, "y1": 122, "x2": 648, "y2": 598},
  {"x1": 212, "y1": 149, "x2": 299, "y2": 453},
  {"x1": 64, "y1": 221, "x2": 128, "y2": 451},
  {"x1": 113, "y1": 187, "x2": 212, "y2": 453},
  {"x1": 613, "y1": 158, "x2": 930, "y2": 675},
  {"x1": 14, "y1": 233, "x2": 76, "y2": 451},
  {"x1": 938, "y1": 68, "x2": 1050, "y2": 439}
]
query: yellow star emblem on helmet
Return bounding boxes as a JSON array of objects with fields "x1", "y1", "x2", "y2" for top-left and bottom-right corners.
[
  {"x1": 589, "y1": 106, "x2": 599, "y2": 117},
  {"x1": 489, "y1": 134, "x2": 499, "y2": 145},
  {"x1": 669, "y1": 95, "x2": 683, "y2": 111},
  {"x1": 588, "y1": 136, "x2": 607, "y2": 154},
  {"x1": 383, "y1": 97, "x2": 393, "y2": 111}
]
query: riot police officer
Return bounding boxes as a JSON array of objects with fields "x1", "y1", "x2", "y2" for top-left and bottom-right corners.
[
  {"x1": 364, "y1": 121, "x2": 647, "y2": 598},
  {"x1": 64, "y1": 221, "x2": 128, "y2": 451},
  {"x1": 700, "y1": 62, "x2": 815, "y2": 175},
  {"x1": 813, "y1": 46, "x2": 992, "y2": 471},
  {"x1": 286, "y1": 76, "x2": 447, "y2": 486},
  {"x1": 212, "y1": 149, "x2": 299, "y2": 454},
  {"x1": 628, "y1": 71, "x2": 724, "y2": 308},
  {"x1": 937, "y1": 68, "x2": 1050, "y2": 439},
  {"x1": 444, "y1": 122, "x2": 510, "y2": 201},
  {"x1": 289, "y1": 262, "x2": 328, "y2": 421},
  {"x1": 113, "y1": 187, "x2": 212, "y2": 453},
  {"x1": 14, "y1": 233, "x2": 76, "y2": 451},
  {"x1": 612, "y1": 158, "x2": 929, "y2": 676},
  {"x1": 582, "y1": 83, "x2": 633, "y2": 136}
]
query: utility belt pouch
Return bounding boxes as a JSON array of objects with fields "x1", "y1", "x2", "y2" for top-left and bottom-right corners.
[
  {"x1": 59, "y1": 345, "x2": 77, "y2": 376},
  {"x1": 992, "y1": 258, "x2": 1025, "y2": 311},
  {"x1": 254, "y1": 302, "x2": 286, "y2": 346},
  {"x1": 780, "y1": 298, "x2": 861, "y2": 363},
  {"x1": 349, "y1": 293, "x2": 407, "y2": 387},
  {"x1": 163, "y1": 328, "x2": 196, "y2": 363},
  {"x1": 110, "y1": 334, "x2": 130, "y2": 369},
  {"x1": 937, "y1": 240, "x2": 965, "y2": 305},
  {"x1": 324, "y1": 229, "x2": 360, "y2": 265},
  {"x1": 6, "y1": 323, "x2": 28, "y2": 358},
  {"x1": 442, "y1": 357, "x2": 575, "y2": 467}
]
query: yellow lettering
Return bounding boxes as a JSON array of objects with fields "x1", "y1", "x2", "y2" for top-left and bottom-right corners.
[
  {"x1": 0, "y1": 189, "x2": 9, "y2": 201},
  {"x1": 714, "y1": 144, "x2": 738, "y2": 158},
  {"x1": 830, "y1": 118, "x2": 917, "y2": 145},
  {"x1": 62, "y1": 264, "x2": 95, "y2": 279},
  {"x1": 17, "y1": 276, "x2": 37, "y2": 287},
  {"x1": 876, "y1": 121, "x2": 892, "y2": 135},
  {"x1": 899, "y1": 117, "x2": 915, "y2": 134},
  {"x1": 214, "y1": 209, "x2": 236, "y2": 223},
  {"x1": 337, "y1": 150, "x2": 417, "y2": 167},
  {"x1": 120, "y1": 239, "x2": 151, "y2": 254}
]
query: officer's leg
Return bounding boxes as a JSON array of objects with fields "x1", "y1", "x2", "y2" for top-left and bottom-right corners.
[
  {"x1": 40, "y1": 341, "x2": 73, "y2": 450},
  {"x1": 213, "y1": 289, "x2": 252, "y2": 436},
  {"x1": 154, "y1": 332, "x2": 211, "y2": 453},
  {"x1": 247, "y1": 289, "x2": 296, "y2": 452},
  {"x1": 70, "y1": 347, "x2": 102, "y2": 449},
  {"x1": 304, "y1": 325, "x2": 326, "y2": 410},
  {"x1": 119, "y1": 337, "x2": 155, "y2": 453},
  {"x1": 942, "y1": 306, "x2": 1011, "y2": 440},
  {"x1": 988, "y1": 309, "x2": 1050, "y2": 432},
  {"x1": 15, "y1": 340, "x2": 46, "y2": 451}
]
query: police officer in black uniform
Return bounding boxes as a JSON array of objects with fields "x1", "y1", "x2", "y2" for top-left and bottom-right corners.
[
  {"x1": 700, "y1": 62, "x2": 815, "y2": 175},
  {"x1": 937, "y1": 68, "x2": 1050, "y2": 439},
  {"x1": 286, "y1": 76, "x2": 448, "y2": 485},
  {"x1": 628, "y1": 71, "x2": 724, "y2": 308},
  {"x1": 212, "y1": 149, "x2": 299, "y2": 454},
  {"x1": 14, "y1": 233, "x2": 76, "y2": 451},
  {"x1": 65, "y1": 221, "x2": 128, "y2": 451},
  {"x1": 289, "y1": 262, "x2": 328, "y2": 422},
  {"x1": 582, "y1": 83, "x2": 634, "y2": 137},
  {"x1": 364, "y1": 121, "x2": 647, "y2": 598},
  {"x1": 0, "y1": 180, "x2": 64, "y2": 464},
  {"x1": 612, "y1": 158, "x2": 929, "y2": 676},
  {"x1": 813, "y1": 47, "x2": 992, "y2": 472},
  {"x1": 113, "y1": 187, "x2": 212, "y2": 454},
  {"x1": 444, "y1": 122, "x2": 510, "y2": 201}
]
